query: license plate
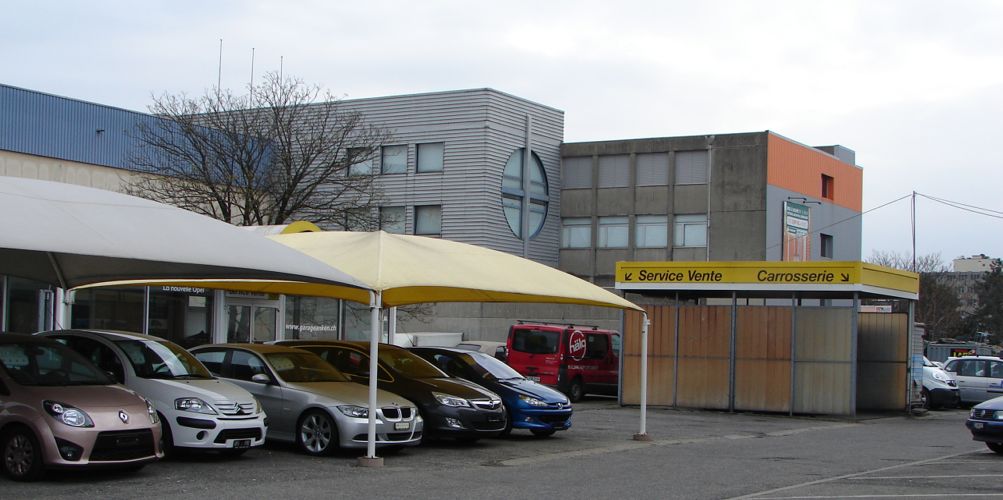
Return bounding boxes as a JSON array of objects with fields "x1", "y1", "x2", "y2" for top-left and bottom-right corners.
[
  {"x1": 232, "y1": 439, "x2": 251, "y2": 449},
  {"x1": 527, "y1": 376, "x2": 541, "y2": 382},
  {"x1": 394, "y1": 422, "x2": 410, "y2": 431},
  {"x1": 974, "y1": 422, "x2": 985, "y2": 430}
]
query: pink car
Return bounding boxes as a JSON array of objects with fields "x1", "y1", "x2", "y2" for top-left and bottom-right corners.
[{"x1": 0, "y1": 334, "x2": 163, "y2": 481}]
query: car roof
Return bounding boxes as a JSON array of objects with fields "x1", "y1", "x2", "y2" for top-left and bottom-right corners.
[
  {"x1": 0, "y1": 333, "x2": 58, "y2": 345},
  {"x1": 512, "y1": 323, "x2": 618, "y2": 333},
  {"x1": 276, "y1": 340, "x2": 406, "y2": 351},
  {"x1": 40, "y1": 329, "x2": 155, "y2": 342},
  {"x1": 192, "y1": 343, "x2": 310, "y2": 355}
]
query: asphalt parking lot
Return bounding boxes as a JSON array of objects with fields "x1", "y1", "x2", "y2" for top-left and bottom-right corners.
[{"x1": 4, "y1": 398, "x2": 1001, "y2": 499}]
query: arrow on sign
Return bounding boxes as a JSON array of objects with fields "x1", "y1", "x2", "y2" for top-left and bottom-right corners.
[
  {"x1": 625, "y1": 272, "x2": 633, "y2": 281},
  {"x1": 840, "y1": 273, "x2": 850, "y2": 282}
]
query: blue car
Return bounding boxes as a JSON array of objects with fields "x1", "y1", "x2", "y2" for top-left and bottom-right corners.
[
  {"x1": 966, "y1": 395, "x2": 1003, "y2": 455},
  {"x1": 410, "y1": 347, "x2": 572, "y2": 437}
]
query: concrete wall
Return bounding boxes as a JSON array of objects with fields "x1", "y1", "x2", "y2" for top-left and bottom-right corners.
[
  {"x1": 1, "y1": 150, "x2": 138, "y2": 191},
  {"x1": 765, "y1": 185, "x2": 862, "y2": 261}
]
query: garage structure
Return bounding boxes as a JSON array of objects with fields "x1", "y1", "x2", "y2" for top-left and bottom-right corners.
[{"x1": 616, "y1": 261, "x2": 920, "y2": 416}]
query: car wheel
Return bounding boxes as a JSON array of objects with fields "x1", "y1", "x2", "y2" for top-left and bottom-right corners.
[
  {"x1": 568, "y1": 378, "x2": 585, "y2": 403},
  {"x1": 298, "y1": 410, "x2": 337, "y2": 456},
  {"x1": 1, "y1": 426, "x2": 45, "y2": 482},
  {"x1": 530, "y1": 428, "x2": 556, "y2": 438},
  {"x1": 987, "y1": 442, "x2": 1003, "y2": 455},
  {"x1": 159, "y1": 414, "x2": 175, "y2": 458},
  {"x1": 920, "y1": 388, "x2": 931, "y2": 410}
]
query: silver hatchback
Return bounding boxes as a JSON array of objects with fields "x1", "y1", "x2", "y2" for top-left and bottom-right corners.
[{"x1": 190, "y1": 344, "x2": 421, "y2": 455}]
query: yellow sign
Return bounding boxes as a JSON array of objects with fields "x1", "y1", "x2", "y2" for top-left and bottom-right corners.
[{"x1": 616, "y1": 261, "x2": 918, "y2": 294}]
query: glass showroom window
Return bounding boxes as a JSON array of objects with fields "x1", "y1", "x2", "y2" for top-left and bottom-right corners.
[
  {"x1": 635, "y1": 215, "x2": 668, "y2": 248},
  {"x1": 561, "y1": 218, "x2": 591, "y2": 248},
  {"x1": 414, "y1": 205, "x2": 442, "y2": 236},
  {"x1": 381, "y1": 145, "x2": 407, "y2": 174},
  {"x1": 598, "y1": 216, "x2": 629, "y2": 248},
  {"x1": 416, "y1": 142, "x2": 444, "y2": 173},
  {"x1": 674, "y1": 214, "x2": 707, "y2": 247},
  {"x1": 348, "y1": 147, "x2": 374, "y2": 177},
  {"x1": 380, "y1": 206, "x2": 405, "y2": 234},
  {"x1": 502, "y1": 148, "x2": 549, "y2": 238}
]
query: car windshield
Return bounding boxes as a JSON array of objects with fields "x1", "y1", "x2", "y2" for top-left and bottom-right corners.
[
  {"x1": 378, "y1": 347, "x2": 447, "y2": 379},
  {"x1": 511, "y1": 329, "x2": 559, "y2": 354},
  {"x1": 265, "y1": 352, "x2": 350, "y2": 383},
  {"x1": 115, "y1": 339, "x2": 213, "y2": 380},
  {"x1": 0, "y1": 342, "x2": 113, "y2": 386},
  {"x1": 459, "y1": 353, "x2": 524, "y2": 382}
]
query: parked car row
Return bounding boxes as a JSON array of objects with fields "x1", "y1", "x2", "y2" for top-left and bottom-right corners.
[{"x1": 1, "y1": 330, "x2": 576, "y2": 481}]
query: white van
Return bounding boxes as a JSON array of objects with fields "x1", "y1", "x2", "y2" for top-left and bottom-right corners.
[
  {"x1": 922, "y1": 356, "x2": 959, "y2": 409},
  {"x1": 943, "y1": 355, "x2": 1003, "y2": 405},
  {"x1": 40, "y1": 330, "x2": 267, "y2": 455}
]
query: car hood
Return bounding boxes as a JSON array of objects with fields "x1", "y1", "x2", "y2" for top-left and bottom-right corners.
[
  {"x1": 145, "y1": 377, "x2": 255, "y2": 403},
  {"x1": 974, "y1": 395, "x2": 1003, "y2": 410},
  {"x1": 284, "y1": 381, "x2": 411, "y2": 408},
  {"x1": 409, "y1": 376, "x2": 499, "y2": 400},
  {"x1": 21, "y1": 384, "x2": 147, "y2": 410},
  {"x1": 497, "y1": 378, "x2": 569, "y2": 403}
]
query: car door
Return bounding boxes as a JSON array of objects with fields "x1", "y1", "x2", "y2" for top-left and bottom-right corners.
[
  {"x1": 951, "y1": 359, "x2": 989, "y2": 403},
  {"x1": 988, "y1": 360, "x2": 1003, "y2": 400},
  {"x1": 228, "y1": 350, "x2": 290, "y2": 432}
]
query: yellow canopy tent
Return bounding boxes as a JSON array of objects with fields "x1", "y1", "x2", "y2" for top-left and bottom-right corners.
[{"x1": 90, "y1": 231, "x2": 647, "y2": 462}]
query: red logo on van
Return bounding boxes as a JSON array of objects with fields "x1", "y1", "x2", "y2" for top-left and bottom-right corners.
[{"x1": 569, "y1": 330, "x2": 587, "y2": 361}]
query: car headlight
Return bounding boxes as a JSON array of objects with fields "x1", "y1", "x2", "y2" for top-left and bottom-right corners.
[
  {"x1": 996, "y1": 411, "x2": 1003, "y2": 421},
  {"x1": 43, "y1": 401, "x2": 94, "y2": 428},
  {"x1": 518, "y1": 395, "x2": 549, "y2": 407},
  {"x1": 433, "y1": 392, "x2": 471, "y2": 408},
  {"x1": 337, "y1": 405, "x2": 369, "y2": 418},
  {"x1": 147, "y1": 399, "x2": 160, "y2": 424},
  {"x1": 175, "y1": 397, "x2": 218, "y2": 415}
]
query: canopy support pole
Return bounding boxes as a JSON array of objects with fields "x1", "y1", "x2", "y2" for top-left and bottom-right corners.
[
  {"x1": 359, "y1": 290, "x2": 384, "y2": 468},
  {"x1": 633, "y1": 311, "x2": 651, "y2": 441}
]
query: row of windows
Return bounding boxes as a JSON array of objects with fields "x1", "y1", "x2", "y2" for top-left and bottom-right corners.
[
  {"x1": 561, "y1": 215, "x2": 708, "y2": 249},
  {"x1": 349, "y1": 142, "x2": 445, "y2": 176},
  {"x1": 563, "y1": 150, "x2": 709, "y2": 189},
  {"x1": 342, "y1": 205, "x2": 442, "y2": 236}
]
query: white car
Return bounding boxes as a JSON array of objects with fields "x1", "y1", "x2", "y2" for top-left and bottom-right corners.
[
  {"x1": 922, "y1": 356, "x2": 959, "y2": 409},
  {"x1": 943, "y1": 355, "x2": 1003, "y2": 405},
  {"x1": 39, "y1": 330, "x2": 267, "y2": 456}
]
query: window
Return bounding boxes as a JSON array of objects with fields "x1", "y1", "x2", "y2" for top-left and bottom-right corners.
[
  {"x1": 381, "y1": 145, "x2": 407, "y2": 174},
  {"x1": 675, "y1": 151, "x2": 709, "y2": 184},
  {"x1": 193, "y1": 350, "x2": 225, "y2": 375},
  {"x1": 562, "y1": 157, "x2": 592, "y2": 189},
  {"x1": 342, "y1": 208, "x2": 372, "y2": 231},
  {"x1": 820, "y1": 233, "x2": 834, "y2": 258},
  {"x1": 635, "y1": 215, "x2": 668, "y2": 248},
  {"x1": 598, "y1": 155, "x2": 629, "y2": 188},
  {"x1": 636, "y1": 153, "x2": 669, "y2": 186},
  {"x1": 414, "y1": 205, "x2": 442, "y2": 236},
  {"x1": 230, "y1": 350, "x2": 269, "y2": 382},
  {"x1": 416, "y1": 142, "x2": 444, "y2": 173},
  {"x1": 561, "y1": 217, "x2": 591, "y2": 248},
  {"x1": 347, "y1": 147, "x2": 374, "y2": 177},
  {"x1": 598, "y1": 216, "x2": 628, "y2": 248},
  {"x1": 502, "y1": 149, "x2": 549, "y2": 238},
  {"x1": 380, "y1": 206, "x2": 405, "y2": 234},
  {"x1": 674, "y1": 214, "x2": 707, "y2": 247},
  {"x1": 822, "y1": 174, "x2": 834, "y2": 199}
]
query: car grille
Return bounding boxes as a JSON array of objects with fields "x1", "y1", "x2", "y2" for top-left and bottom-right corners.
[
  {"x1": 213, "y1": 428, "x2": 263, "y2": 444},
  {"x1": 381, "y1": 407, "x2": 415, "y2": 420},
  {"x1": 471, "y1": 400, "x2": 502, "y2": 411},
  {"x1": 537, "y1": 414, "x2": 571, "y2": 424},
  {"x1": 216, "y1": 401, "x2": 257, "y2": 417},
  {"x1": 471, "y1": 419, "x2": 506, "y2": 431},
  {"x1": 89, "y1": 430, "x2": 155, "y2": 461},
  {"x1": 971, "y1": 409, "x2": 999, "y2": 420}
]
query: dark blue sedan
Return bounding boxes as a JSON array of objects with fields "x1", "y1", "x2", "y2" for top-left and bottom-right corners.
[
  {"x1": 966, "y1": 395, "x2": 1003, "y2": 455},
  {"x1": 410, "y1": 347, "x2": 572, "y2": 437}
]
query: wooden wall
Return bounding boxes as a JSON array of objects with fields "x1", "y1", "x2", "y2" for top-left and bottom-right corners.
[{"x1": 623, "y1": 305, "x2": 906, "y2": 416}]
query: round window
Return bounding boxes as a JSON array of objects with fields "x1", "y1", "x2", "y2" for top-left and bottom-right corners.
[{"x1": 501, "y1": 149, "x2": 549, "y2": 238}]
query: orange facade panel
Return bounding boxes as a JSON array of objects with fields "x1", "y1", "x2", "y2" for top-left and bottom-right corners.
[{"x1": 767, "y1": 133, "x2": 862, "y2": 211}]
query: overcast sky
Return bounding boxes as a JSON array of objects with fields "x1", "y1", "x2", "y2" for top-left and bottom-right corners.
[{"x1": 4, "y1": 0, "x2": 1001, "y2": 266}]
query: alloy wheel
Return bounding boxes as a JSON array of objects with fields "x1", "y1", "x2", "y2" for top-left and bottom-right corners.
[{"x1": 300, "y1": 412, "x2": 333, "y2": 454}]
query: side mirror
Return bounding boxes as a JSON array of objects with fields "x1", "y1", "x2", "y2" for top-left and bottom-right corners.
[
  {"x1": 251, "y1": 373, "x2": 271, "y2": 384},
  {"x1": 495, "y1": 346, "x2": 508, "y2": 362}
]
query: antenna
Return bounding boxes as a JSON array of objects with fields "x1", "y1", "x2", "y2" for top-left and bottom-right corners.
[
  {"x1": 217, "y1": 38, "x2": 223, "y2": 90},
  {"x1": 249, "y1": 47, "x2": 256, "y2": 106},
  {"x1": 280, "y1": 55, "x2": 284, "y2": 82}
]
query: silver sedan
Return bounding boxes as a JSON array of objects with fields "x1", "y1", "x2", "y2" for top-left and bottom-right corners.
[{"x1": 190, "y1": 343, "x2": 422, "y2": 455}]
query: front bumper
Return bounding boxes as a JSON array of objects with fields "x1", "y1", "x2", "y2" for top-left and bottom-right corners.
[
  {"x1": 336, "y1": 406, "x2": 423, "y2": 449},
  {"x1": 41, "y1": 421, "x2": 162, "y2": 469},
  {"x1": 967, "y1": 418, "x2": 1003, "y2": 444},
  {"x1": 928, "y1": 388, "x2": 960, "y2": 408},
  {"x1": 422, "y1": 404, "x2": 507, "y2": 438},
  {"x1": 510, "y1": 407, "x2": 573, "y2": 432},
  {"x1": 171, "y1": 411, "x2": 267, "y2": 450}
]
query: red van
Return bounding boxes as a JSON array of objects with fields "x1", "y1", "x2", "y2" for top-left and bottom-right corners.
[{"x1": 505, "y1": 322, "x2": 620, "y2": 402}]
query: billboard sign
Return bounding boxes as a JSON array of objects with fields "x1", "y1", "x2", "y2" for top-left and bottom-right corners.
[{"x1": 783, "y1": 201, "x2": 810, "y2": 261}]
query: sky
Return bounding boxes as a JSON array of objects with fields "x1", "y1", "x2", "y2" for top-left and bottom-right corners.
[{"x1": 3, "y1": 0, "x2": 1001, "y2": 266}]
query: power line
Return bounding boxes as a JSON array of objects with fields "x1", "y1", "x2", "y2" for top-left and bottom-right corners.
[
  {"x1": 765, "y1": 193, "x2": 913, "y2": 252},
  {"x1": 916, "y1": 192, "x2": 1003, "y2": 219}
]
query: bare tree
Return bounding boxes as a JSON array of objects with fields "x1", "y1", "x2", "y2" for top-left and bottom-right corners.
[
  {"x1": 866, "y1": 250, "x2": 948, "y2": 273},
  {"x1": 867, "y1": 251, "x2": 961, "y2": 340},
  {"x1": 127, "y1": 72, "x2": 391, "y2": 227}
]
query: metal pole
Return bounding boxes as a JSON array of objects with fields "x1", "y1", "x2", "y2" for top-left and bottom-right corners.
[
  {"x1": 142, "y1": 286, "x2": 150, "y2": 335},
  {"x1": 729, "y1": 291, "x2": 737, "y2": 412},
  {"x1": 907, "y1": 300, "x2": 917, "y2": 412},
  {"x1": 851, "y1": 292, "x2": 860, "y2": 418},
  {"x1": 361, "y1": 290, "x2": 383, "y2": 466},
  {"x1": 911, "y1": 191, "x2": 917, "y2": 272},
  {"x1": 1, "y1": 275, "x2": 7, "y2": 332},
  {"x1": 673, "y1": 292, "x2": 680, "y2": 407},
  {"x1": 521, "y1": 114, "x2": 533, "y2": 258},
  {"x1": 388, "y1": 307, "x2": 397, "y2": 345},
  {"x1": 790, "y1": 293, "x2": 797, "y2": 416},
  {"x1": 634, "y1": 311, "x2": 651, "y2": 441}
]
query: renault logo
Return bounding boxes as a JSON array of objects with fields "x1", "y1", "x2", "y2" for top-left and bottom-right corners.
[{"x1": 118, "y1": 410, "x2": 129, "y2": 423}]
